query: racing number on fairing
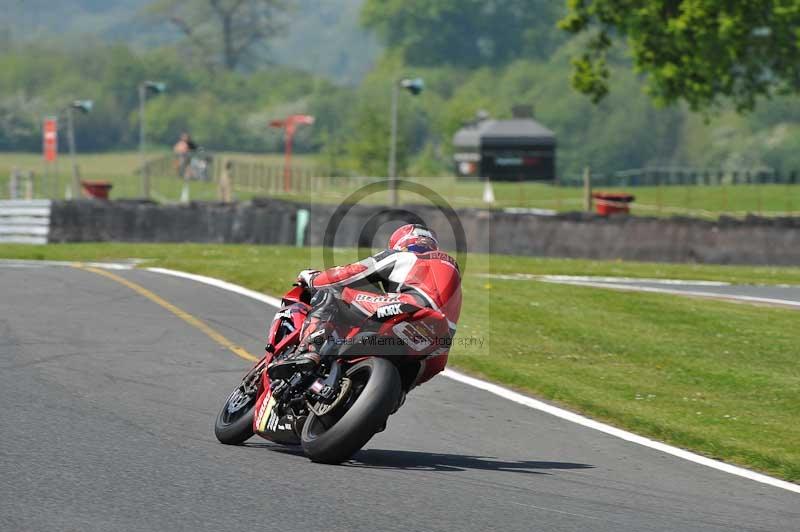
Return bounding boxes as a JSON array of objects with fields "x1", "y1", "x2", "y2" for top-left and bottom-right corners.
[{"x1": 392, "y1": 322, "x2": 432, "y2": 351}]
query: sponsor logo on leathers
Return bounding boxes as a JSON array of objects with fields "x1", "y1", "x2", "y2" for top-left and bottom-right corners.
[
  {"x1": 354, "y1": 294, "x2": 401, "y2": 303},
  {"x1": 376, "y1": 303, "x2": 402, "y2": 318}
]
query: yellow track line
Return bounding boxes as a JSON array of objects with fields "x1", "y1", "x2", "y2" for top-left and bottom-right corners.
[{"x1": 73, "y1": 264, "x2": 258, "y2": 363}]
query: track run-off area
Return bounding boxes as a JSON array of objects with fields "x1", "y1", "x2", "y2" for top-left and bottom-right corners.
[{"x1": 0, "y1": 260, "x2": 797, "y2": 532}]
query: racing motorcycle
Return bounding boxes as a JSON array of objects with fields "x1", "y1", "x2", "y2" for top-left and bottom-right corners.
[{"x1": 213, "y1": 283, "x2": 450, "y2": 464}]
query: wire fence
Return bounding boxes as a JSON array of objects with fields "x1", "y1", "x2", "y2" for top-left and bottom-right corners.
[
  {"x1": 555, "y1": 166, "x2": 800, "y2": 218},
  {"x1": 559, "y1": 166, "x2": 799, "y2": 187},
  {"x1": 2, "y1": 157, "x2": 799, "y2": 219},
  {"x1": 215, "y1": 163, "x2": 800, "y2": 218},
  {"x1": 225, "y1": 159, "x2": 328, "y2": 195}
]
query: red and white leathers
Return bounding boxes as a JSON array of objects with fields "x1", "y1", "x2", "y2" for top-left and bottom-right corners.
[{"x1": 308, "y1": 248, "x2": 462, "y2": 385}]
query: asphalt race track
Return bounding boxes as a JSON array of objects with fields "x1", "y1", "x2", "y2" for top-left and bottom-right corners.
[{"x1": 1, "y1": 262, "x2": 797, "y2": 531}]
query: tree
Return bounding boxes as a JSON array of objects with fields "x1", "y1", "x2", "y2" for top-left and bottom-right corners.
[
  {"x1": 361, "y1": 0, "x2": 563, "y2": 68},
  {"x1": 559, "y1": 0, "x2": 800, "y2": 112},
  {"x1": 0, "y1": 94, "x2": 41, "y2": 151},
  {"x1": 149, "y1": 0, "x2": 289, "y2": 71},
  {"x1": 346, "y1": 85, "x2": 426, "y2": 176}
]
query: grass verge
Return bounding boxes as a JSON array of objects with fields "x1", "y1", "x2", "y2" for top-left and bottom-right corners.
[{"x1": 1, "y1": 242, "x2": 798, "y2": 482}]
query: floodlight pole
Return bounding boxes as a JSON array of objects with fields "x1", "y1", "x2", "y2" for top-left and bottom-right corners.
[
  {"x1": 388, "y1": 82, "x2": 399, "y2": 206},
  {"x1": 66, "y1": 106, "x2": 80, "y2": 198},
  {"x1": 138, "y1": 83, "x2": 149, "y2": 198},
  {"x1": 388, "y1": 78, "x2": 423, "y2": 207},
  {"x1": 137, "y1": 81, "x2": 166, "y2": 198}
]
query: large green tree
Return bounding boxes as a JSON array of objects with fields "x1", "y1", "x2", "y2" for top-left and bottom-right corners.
[
  {"x1": 148, "y1": 0, "x2": 289, "y2": 71},
  {"x1": 361, "y1": 0, "x2": 563, "y2": 68},
  {"x1": 560, "y1": 0, "x2": 800, "y2": 111}
]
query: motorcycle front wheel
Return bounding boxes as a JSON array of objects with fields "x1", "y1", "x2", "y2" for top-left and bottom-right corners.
[
  {"x1": 301, "y1": 357, "x2": 401, "y2": 464},
  {"x1": 214, "y1": 360, "x2": 264, "y2": 445}
]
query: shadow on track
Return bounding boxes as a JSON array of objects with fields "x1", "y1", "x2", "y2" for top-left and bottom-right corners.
[
  {"x1": 349, "y1": 449, "x2": 594, "y2": 474},
  {"x1": 242, "y1": 442, "x2": 594, "y2": 474}
]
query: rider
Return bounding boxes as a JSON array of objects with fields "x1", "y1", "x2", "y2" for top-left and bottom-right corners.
[{"x1": 267, "y1": 223, "x2": 462, "y2": 387}]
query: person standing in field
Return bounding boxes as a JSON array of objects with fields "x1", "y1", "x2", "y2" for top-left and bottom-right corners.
[{"x1": 173, "y1": 132, "x2": 197, "y2": 179}]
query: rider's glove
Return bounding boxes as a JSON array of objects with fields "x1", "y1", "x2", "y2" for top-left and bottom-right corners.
[{"x1": 296, "y1": 269, "x2": 320, "y2": 289}]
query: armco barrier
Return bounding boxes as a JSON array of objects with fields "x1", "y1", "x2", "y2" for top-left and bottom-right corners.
[
  {"x1": 46, "y1": 199, "x2": 800, "y2": 266},
  {"x1": 48, "y1": 199, "x2": 296, "y2": 245},
  {"x1": 0, "y1": 200, "x2": 51, "y2": 244}
]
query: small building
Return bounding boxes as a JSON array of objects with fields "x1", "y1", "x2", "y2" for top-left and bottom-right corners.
[{"x1": 452, "y1": 114, "x2": 556, "y2": 181}]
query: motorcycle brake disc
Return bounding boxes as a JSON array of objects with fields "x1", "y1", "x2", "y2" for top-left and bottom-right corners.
[{"x1": 308, "y1": 377, "x2": 352, "y2": 418}]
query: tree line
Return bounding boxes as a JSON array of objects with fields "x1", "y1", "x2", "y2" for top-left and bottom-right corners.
[{"x1": 2, "y1": 0, "x2": 799, "y2": 178}]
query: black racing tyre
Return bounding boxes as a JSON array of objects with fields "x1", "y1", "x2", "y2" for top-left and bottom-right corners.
[
  {"x1": 214, "y1": 364, "x2": 263, "y2": 444},
  {"x1": 301, "y1": 357, "x2": 401, "y2": 464}
]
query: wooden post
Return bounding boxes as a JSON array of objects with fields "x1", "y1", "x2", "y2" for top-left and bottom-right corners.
[
  {"x1": 757, "y1": 182, "x2": 763, "y2": 216},
  {"x1": 685, "y1": 173, "x2": 692, "y2": 212},
  {"x1": 655, "y1": 170, "x2": 662, "y2": 214},
  {"x1": 9, "y1": 168, "x2": 19, "y2": 199},
  {"x1": 583, "y1": 166, "x2": 593, "y2": 212},
  {"x1": 24, "y1": 171, "x2": 34, "y2": 200},
  {"x1": 218, "y1": 158, "x2": 233, "y2": 202}
]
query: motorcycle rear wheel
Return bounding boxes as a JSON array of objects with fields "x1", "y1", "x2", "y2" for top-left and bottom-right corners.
[{"x1": 301, "y1": 357, "x2": 401, "y2": 464}]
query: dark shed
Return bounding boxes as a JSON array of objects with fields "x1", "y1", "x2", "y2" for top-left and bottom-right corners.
[{"x1": 453, "y1": 117, "x2": 556, "y2": 181}]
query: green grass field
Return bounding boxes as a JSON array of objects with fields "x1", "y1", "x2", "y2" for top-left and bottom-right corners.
[
  {"x1": 1, "y1": 242, "x2": 799, "y2": 482},
  {"x1": 2, "y1": 151, "x2": 799, "y2": 217},
  {"x1": 273, "y1": 176, "x2": 800, "y2": 218},
  {"x1": 0, "y1": 151, "x2": 317, "y2": 203}
]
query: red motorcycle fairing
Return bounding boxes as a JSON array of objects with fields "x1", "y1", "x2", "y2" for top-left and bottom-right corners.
[
  {"x1": 252, "y1": 286, "x2": 453, "y2": 441},
  {"x1": 265, "y1": 302, "x2": 308, "y2": 358},
  {"x1": 282, "y1": 285, "x2": 308, "y2": 305},
  {"x1": 254, "y1": 297, "x2": 309, "y2": 436}
]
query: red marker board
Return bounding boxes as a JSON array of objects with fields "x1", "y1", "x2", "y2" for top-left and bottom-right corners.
[{"x1": 43, "y1": 117, "x2": 58, "y2": 162}]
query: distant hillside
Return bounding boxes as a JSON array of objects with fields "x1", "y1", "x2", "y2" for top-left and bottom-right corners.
[
  {"x1": 269, "y1": 0, "x2": 380, "y2": 84},
  {"x1": 0, "y1": 0, "x2": 380, "y2": 83},
  {"x1": 2, "y1": 0, "x2": 148, "y2": 39}
]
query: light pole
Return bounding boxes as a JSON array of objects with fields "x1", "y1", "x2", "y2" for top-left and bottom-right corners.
[
  {"x1": 138, "y1": 80, "x2": 167, "y2": 198},
  {"x1": 388, "y1": 77, "x2": 424, "y2": 206},
  {"x1": 65, "y1": 99, "x2": 93, "y2": 198}
]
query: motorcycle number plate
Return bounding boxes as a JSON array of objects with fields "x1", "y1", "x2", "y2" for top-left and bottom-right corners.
[{"x1": 392, "y1": 322, "x2": 432, "y2": 351}]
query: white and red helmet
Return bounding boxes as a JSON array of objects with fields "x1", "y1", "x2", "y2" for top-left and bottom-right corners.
[{"x1": 388, "y1": 224, "x2": 439, "y2": 254}]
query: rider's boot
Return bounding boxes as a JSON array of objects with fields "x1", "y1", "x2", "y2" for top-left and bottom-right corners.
[
  {"x1": 268, "y1": 289, "x2": 339, "y2": 380},
  {"x1": 267, "y1": 322, "x2": 331, "y2": 380}
]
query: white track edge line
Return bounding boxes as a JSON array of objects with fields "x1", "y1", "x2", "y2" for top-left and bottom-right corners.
[
  {"x1": 144, "y1": 266, "x2": 800, "y2": 495},
  {"x1": 0, "y1": 259, "x2": 134, "y2": 270},
  {"x1": 146, "y1": 267, "x2": 283, "y2": 307},
  {"x1": 541, "y1": 279, "x2": 800, "y2": 308},
  {"x1": 539, "y1": 275, "x2": 732, "y2": 287},
  {"x1": 441, "y1": 368, "x2": 800, "y2": 494}
]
